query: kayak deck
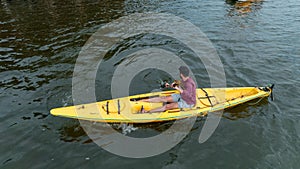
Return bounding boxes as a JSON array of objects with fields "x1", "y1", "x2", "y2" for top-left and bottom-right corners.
[{"x1": 50, "y1": 86, "x2": 272, "y2": 123}]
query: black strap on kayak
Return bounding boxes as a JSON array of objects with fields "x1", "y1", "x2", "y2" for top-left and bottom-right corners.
[
  {"x1": 198, "y1": 96, "x2": 216, "y2": 99},
  {"x1": 106, "y1": 101, "x2": 109, "y2": 115},
  {"x1": 200, "y1": 88, "x2": 214, "y2": 107},
  {"x1": 117, "y1": 100, "x2": 120, "y2": 114}
]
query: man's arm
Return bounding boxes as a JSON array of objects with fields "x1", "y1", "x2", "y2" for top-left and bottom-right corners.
[
  {"x1": 174, "y1": 86, "x2": 183, "y2": 93},
  {"x1": 179, "y1": 83, "x2": 194, "y2": 99}
]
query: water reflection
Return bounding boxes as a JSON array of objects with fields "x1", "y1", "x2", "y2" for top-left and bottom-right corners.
[
  {"x1": 59, "y1": 121, "x2": 89, "y2": 143},
  {"x1": 58, "y1": 119, "x2": 187, "y2": 144},
  {"x1": 222, "y1": 98, "x2": 269, "y2": 120},
  {"x1": 226, "y1": 0, "x2": 264, "y2": 16}
]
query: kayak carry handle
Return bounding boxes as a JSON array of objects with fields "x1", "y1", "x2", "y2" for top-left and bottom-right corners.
[
  {"x1": 118, "y1": 100, "x2": 120, "y2": 114},
  {"x1": 259, "y1": 84, "x2": 275, "y2": 101},
  {"x1": 106, "y1": 101, "x2": 109, "y2": 115}
]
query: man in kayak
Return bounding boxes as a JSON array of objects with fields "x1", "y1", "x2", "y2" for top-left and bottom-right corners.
[{"x1": 141, "y1": 66, "x2": 196, "y2": 113}]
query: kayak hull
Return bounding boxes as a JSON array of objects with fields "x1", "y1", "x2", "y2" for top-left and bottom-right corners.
[{"x1": 50, "y1": 86, "x2": 272, "y2": 123}]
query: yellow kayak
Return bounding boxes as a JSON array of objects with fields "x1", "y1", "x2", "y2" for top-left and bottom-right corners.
[{"x1": 50, "y1": 86, "x2": 273, "y2": 123}]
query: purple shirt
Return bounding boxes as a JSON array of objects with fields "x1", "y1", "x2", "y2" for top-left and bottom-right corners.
[{"x1": 181, "y1": 77, "x2": 196, "y2": 105}]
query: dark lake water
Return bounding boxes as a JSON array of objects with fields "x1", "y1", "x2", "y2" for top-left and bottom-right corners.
[{"x1": 1, "y1": 0, "x2": 300, "y2": 168}]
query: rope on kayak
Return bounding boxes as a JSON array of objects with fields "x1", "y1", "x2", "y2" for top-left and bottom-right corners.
[
  {"x1": 199, "y1": 99, "x2": 214, "y2": 107},
  {"x1": 200, "y1": 88, "x2": 214, "y2": 107},
  {"x1": 247, "y1": 97, "x2": 265, "y2": 106}
]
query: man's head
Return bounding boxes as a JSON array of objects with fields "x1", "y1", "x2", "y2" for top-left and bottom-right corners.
[{"x1": 179, "y1": 66, "x2": 189, "y2": 78}]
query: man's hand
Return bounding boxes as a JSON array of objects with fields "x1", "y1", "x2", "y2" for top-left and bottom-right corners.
[
  {"x1": 174, "y1": 86, "x2": 183, "y2": 93},
  {"x1": 171, "y1": 82, "x2": 177, "y2": 88}
]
